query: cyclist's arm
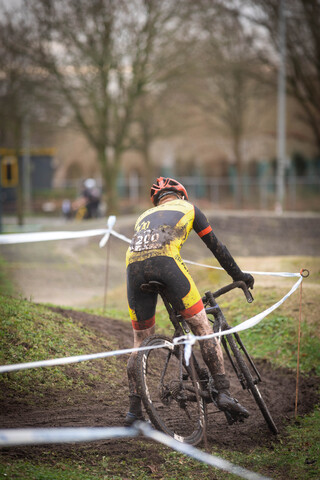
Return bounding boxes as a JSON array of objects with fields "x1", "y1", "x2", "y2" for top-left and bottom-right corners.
[{"x1": 193, "y1": 206, "x2": 254, "y2": 287}]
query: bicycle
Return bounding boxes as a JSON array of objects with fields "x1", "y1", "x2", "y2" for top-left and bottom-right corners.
[{"x1": 135, "y1": 280, "x2": 278, "y2": 445}]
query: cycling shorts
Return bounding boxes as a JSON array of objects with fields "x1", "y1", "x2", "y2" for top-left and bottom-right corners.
[{"x1": 127, "y1": 255, "x2": 204, "y2": 331}]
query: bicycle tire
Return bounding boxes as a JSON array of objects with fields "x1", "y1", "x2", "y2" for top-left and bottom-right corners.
[
  {"x1": 136, "y1": 334, "x2": 206, "y2": 445},
  {"x1": 224, "y1": 333, "x2": 278, "y2": 434}
]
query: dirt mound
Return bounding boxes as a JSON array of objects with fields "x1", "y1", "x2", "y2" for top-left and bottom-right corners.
[{"x1": 0, "y1": 307, "x2": 319, "y2": 465}]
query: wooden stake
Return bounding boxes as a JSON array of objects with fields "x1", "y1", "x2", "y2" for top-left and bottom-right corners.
[
  {"x1": 294, "y1": 279, "x2": 303, "y2": 418},
  {"x1": 103, "y1": 236, "x2": 111, "y2": 313}
]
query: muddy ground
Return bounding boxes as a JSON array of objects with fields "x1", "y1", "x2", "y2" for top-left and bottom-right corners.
[
  {"x1": 0, "y1": 211, "x2": 320, "y2": 475},
  {"x1": 0, "y1": 306, "x2": 319, "y2": 470}
]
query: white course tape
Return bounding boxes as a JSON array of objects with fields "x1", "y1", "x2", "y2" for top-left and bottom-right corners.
[
  {"x1": 0, "y1": 274, "x2": 302, "y2": 373},
  {"x1": 106, "y1": 228, "x2": 131, "y2": 244},
  {"x1": 0, "y1": 423, "x2": 272, "y2": 480},
  {"x1": 0, "y1": 426, "x2": 137, "y2": 446},
  {"x1": 0, "y1": 215, "x2": 304, "y2": 374},
  {"x1": 0, "y1": 342, "x2": 169, "y2": 374},
  {"x1": 177, "y1": 275, "x2": 303, "y2": 365},
  {"x1": 138, "y1": 423, "x2": 272, "y2": 480},
  {"x1": 0, "y1": 228, "x2": 109, "y2": 244},
  {"x1": 99, "y1": 215, "x2": 117, "y2": 247},
  {"x1": 184, "y1": 259, "x2": 301, "y2": 278},
  {"x1": 0, "y1": 216, "x2": 131, "y2": 247},
  {"x1": 0, "y1": 217, "x2": 305, "y2": 278}
]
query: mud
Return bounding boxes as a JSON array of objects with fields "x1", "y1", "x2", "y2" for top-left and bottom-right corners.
[{"x1": 0, "y1": 307, "x2": 319, "y2": 466}]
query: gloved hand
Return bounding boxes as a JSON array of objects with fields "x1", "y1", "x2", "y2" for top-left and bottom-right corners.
[
  {"x1": 241, "y1": 272, "x2": 254, "y2": 289},
  {"x1": 233, "y1": 272, "x2": 254, "y2": 289}
]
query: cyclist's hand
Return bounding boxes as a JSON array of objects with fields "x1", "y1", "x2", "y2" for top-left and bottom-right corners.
[{"x1": 241, "y1": 272, "x2": 254, "y2": 289}]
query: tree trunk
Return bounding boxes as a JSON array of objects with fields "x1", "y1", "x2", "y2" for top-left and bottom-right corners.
[
  {"x1": 105, "y1": 168, "x2": 119, "y2": 214},
  {"x1": 98, "y1": 147, "x2": 120, "y2": 215},
  {"x1": 142, "y1": 145, "x2": 155, "y2": 199},
  {"x1": 233, "y1": 131, "x2": 244, "y2": 208}
]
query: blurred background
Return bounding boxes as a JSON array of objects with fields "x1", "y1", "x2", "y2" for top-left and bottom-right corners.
[{"x1": 0, "y1": 0, "x2": 319, "y2": 225}]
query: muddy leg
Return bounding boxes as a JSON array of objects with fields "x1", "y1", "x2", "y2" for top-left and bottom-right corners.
[
  {"x1": 125, "y1": 325, "x2": 155, "y2": 425},
  {"x1": 186, "y1": 309, "x2": 249, "y2": 419},
  {"x1": 186, "y1": 309, "x2": 226, "y2": 378},
  {"x1": 127, "y1": 325, "x2": 155, "y2": 394}
]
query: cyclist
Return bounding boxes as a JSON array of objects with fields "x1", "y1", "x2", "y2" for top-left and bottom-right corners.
[{"x1": 125, "y1": 177, "x2": 254, "y2": 426}]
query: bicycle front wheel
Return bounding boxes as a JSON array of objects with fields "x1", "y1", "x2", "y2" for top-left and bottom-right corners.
[{"x1": 136, "y1": 334, "x2": 206, "y2": 445}]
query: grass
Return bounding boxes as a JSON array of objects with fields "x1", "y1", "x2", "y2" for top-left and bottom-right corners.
[
  {"x1": 218, "y1": 408, "x2": 320, "y2": 480},
  {"x1": 217, "y1": 290, "x2": 320, "y2": 376},
  {"x1": 0, "y1": 254, "x2": 15, "y2": 296},
  {"x1": 0, "y1": 460, "x2": 106, "y2": 480},
  {"x1": 0, "y1": 294, "x2": 120, "y2": 402}
]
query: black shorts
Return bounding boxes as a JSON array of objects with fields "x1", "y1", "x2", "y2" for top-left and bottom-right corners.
[{"x1": 127, "y1": 255, "x2": 203, "y2": 331}]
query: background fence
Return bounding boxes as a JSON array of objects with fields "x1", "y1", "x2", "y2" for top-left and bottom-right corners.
[{"x1": 2, "y1": 175, "x2": 320, "y2": 215}]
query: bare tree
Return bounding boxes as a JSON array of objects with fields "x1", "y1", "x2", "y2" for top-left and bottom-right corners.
[
  {"x1": 3, "y1": 0, "x2": 192, "y2": 213},
  {"x1": 128, "y1": 35, "x2": 196, "y2": 192},
  {"x1": 0, "y1": 8, "x2": 59, "y2": 224},
  {"x1": 245, "y1": 0, "x2": 320, "y2": 154},
  {"x1": 188, "y1": 1, "x2": 270, "y2": 204}
]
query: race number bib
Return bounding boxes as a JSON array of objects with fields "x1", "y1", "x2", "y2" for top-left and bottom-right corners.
[{"x1": 130, "y1": 229, "x2": 162, "y2": 252}]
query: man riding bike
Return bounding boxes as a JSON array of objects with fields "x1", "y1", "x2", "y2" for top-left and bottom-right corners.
[{"x1": 125, "y1": 177, "x2": 254, "y2": 426}]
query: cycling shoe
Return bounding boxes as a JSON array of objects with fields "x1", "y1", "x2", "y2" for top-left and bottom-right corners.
[
  {"x1": 124, "y1": 412, "x2": 146, "y2": 427},
  {"x1": 217, "y1": 393, "x2": 249, "y2": 420}
]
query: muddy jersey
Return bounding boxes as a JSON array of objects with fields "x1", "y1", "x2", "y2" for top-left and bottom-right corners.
[
  {"x1": 126, "y1": 199, "x2": 213, "y2": 265},
  {"x1": 126, "y1": 198, "x2": 248, "y2": 331}
]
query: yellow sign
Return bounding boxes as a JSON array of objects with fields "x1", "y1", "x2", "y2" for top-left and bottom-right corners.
[{"x1": 1, "y1": 156, "x2": 18, "y2": 187}]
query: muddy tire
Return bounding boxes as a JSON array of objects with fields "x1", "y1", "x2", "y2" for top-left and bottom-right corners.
[{"x1": 136, "y1": 334, "x2": 206, "y2": 445}]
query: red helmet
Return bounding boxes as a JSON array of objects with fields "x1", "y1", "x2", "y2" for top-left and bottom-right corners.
[{"x1": 150, "y1": 177, "x2": 188, "y2": 205}]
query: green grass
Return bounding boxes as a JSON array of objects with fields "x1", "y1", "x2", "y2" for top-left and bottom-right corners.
[
  {"x1": 0, "y1": 460, "x2": 106, "y2": 480},
  {"x1": 217, "y1": 289, "x2": 320, "y2": 375},
  {"x1": 0, "y1": 254, "x2": 15, "y2": 296},
  {"x1": 218, "y1": 407, "x2": 320, "y2": 480},
  {"x1": 0, "y1": 294, "x2": 119, "y2": 401}
]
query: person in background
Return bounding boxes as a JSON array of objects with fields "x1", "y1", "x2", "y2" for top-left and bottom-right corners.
[
  {"x1": 68, "y1": 178, "x2": 101, "y2": 220},
  {"x1": 81, "y1": 178, "x2": 101, "y2": 218}
]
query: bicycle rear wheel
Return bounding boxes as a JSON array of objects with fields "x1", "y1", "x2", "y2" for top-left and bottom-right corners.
[
  {"x1": 223, "y1": 333, "x2": 278, "y2": 434},
  {"x1": 136, "y1": 334, "x2": 206, "y2": 445}
]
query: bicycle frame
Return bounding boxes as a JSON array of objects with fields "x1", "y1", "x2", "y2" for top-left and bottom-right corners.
[
  {"x1": 149, "y1": 279, "x2": 263, "y2": 394},
  {"x1": 140, "y1": 279, "x2": 262, "y2": 396}
]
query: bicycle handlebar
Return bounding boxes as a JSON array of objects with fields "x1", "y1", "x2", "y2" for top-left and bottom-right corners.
[{"x1": 203, "y1": 281, "x2": 254, "y2": 304}]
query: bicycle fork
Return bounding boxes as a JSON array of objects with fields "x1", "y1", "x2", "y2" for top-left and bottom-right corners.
[{"x1": 207, "y1": 302, "x2": 262, "y2": 390}]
